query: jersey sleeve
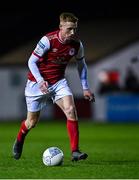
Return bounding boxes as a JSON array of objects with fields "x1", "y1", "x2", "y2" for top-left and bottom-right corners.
[
  {"x1": 28, "y1": 36, "x2": 50, "y2": 83},
  {"x1": 75, "y1": 41, "x2": 84, "y2": 60},
  {"x1": 75, "y1": 41, "x2": 89, "y2": 90},
  {"x1": 33, "y1": 36, "x2": 50, "y2": 57}
]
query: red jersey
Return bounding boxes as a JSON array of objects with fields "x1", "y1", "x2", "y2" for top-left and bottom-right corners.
[{"x1": 28, "y1": 30, "x2": 80, "y2": 85}]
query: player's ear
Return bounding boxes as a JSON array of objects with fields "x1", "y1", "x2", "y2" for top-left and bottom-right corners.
[{"x1": 59, "y1": 24, "x2": 62, "y2": 29}]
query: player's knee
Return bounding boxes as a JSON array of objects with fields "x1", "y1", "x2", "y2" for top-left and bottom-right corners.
[
  {"x1": 26, "y1": 118, "x2": 38, "y2": 129},
  {"x1": 30, "y1": 122, "x2": 37, "y2": 128},
  {"x1": 65, "y1": 105, "x2": 75, "y2": 117}
]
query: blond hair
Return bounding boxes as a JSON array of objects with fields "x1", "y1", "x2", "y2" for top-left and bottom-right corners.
[{"x1": 60, "y1": 12, "x2": 78, "y2": 23}]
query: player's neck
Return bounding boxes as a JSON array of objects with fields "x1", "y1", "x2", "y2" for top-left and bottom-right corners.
[{"x1": 58, "y1": 31, "x2": 67, "y2": 44}]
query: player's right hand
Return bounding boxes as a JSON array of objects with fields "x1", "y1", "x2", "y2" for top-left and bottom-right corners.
[
  {"x1": 83, "y1": 89, "x2": 95, "y2": 102},
  {"x1": 38, "y1": 80, "x2": 49, "y2": 94}
]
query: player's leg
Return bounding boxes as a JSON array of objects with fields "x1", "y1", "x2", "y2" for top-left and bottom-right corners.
[
  {"x1": 55, "y1": 95, "x2": 88, "y2": 161},
  {"x1": 13, "y1": 79, "x2": 47, "y2": 159},
  {"x1": 13, "y1": 111, "x2": 40, "y2": 159}
]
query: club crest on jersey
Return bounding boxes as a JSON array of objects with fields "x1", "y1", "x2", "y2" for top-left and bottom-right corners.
[{"x1": 69, "y1": 48, "x2": 75, "y2": 56}]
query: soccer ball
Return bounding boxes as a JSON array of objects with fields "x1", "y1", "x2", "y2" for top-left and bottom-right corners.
[{"x1": 42, "y1": 147, "x2": 64, "y2": 166}]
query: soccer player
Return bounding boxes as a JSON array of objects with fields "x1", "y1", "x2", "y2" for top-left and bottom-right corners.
[{"x1": 13, "y1": 12, "x2": 95, "y2": 161}]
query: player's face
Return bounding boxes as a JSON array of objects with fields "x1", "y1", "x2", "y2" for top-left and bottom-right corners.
[{"x1": 59, "y1": 21, "x2": 78, "y2": 42}]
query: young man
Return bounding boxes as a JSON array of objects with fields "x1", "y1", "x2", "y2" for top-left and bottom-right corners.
[{"x1": 13, "y1": 12, "x2": 95, "y2": 161}]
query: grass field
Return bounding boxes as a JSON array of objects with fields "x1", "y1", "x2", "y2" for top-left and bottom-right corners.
[{"x1": 0, "y1": 120, "x2": 139, "y2": 179}]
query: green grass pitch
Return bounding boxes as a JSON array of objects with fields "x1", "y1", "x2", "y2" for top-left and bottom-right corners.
[{"x1": 0, "y1": 120, "x2": 139, "y2": 179}]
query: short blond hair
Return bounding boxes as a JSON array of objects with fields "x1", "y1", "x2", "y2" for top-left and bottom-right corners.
[{"x1": 60, "y1": 12, "x2": 78, "y2": 23}]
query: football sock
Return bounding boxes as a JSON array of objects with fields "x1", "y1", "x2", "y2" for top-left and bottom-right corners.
[
  {"x1": 67, "y1": 119, "x2": 79, "y2": 152},
  {"x1": 17, "y1": 120, "x2": 29, "y2": 142}
]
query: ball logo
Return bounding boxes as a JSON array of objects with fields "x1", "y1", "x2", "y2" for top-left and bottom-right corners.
[
  {"x1": 49, "y1": 148, "x2": 61, "y2": 157},
  {"x1": 42, "y1": 147, "x2": 64, "y2": 166},
  {"x1": 69, "y1": 48, "x2": 75, "y2": 56},
  {"x1": 43, "y1": 156, "x2": 51, "y2": 165}
]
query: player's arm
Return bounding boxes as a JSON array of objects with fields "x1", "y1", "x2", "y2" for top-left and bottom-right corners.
[
  {"x1": 75, "y1": 41, "x2": 95, "y2": 102},
  {"x1": 28, "y1": 36, "x2": 50, "y2": 94}
]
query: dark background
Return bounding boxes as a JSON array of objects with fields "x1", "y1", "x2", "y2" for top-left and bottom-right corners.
[{"x1": 1, "y1": 0, "x2": 139, "y2": 56}]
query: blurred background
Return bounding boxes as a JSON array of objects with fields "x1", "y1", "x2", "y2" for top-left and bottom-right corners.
[{"x1": 1, "y1": 0, "x2": 139, "y2": 122}]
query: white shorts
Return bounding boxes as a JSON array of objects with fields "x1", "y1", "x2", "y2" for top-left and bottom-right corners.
[{"x1": 25, "y1": 78, "x2": 73, "y2": 112}]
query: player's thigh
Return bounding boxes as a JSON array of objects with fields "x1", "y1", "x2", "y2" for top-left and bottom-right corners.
[
  {"x1": 26, "y1": 95, "x2": 47, "y2": 112},
  {"x1": 25, "y1": 95, "x2": 45, "y2": 127},
  {"x1": 56, "y1": 95, "x2": 76, "y2": 112},
  {"x1": 51, "y1": 78, "x2": 72, "y2": 103}
]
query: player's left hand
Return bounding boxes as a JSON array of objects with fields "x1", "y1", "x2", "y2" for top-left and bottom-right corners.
[{"x1": 83, "y1": 89, "x2": 95, "y2": 102}]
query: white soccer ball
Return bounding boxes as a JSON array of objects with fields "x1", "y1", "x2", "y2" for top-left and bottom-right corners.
[{"x1": 42, "y1": 147, "x2": 64, "y2": 166}]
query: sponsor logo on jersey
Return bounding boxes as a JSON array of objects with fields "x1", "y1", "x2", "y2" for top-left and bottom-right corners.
[
  {"x1": 52, "y1": 48, "x2": 58, "y2": 52},
  {"x1": 69, "y1": 48, "x2": 75, "y2": 56},
  {"x1": 51, "y1": 57, "x2": 68, "y2": 64}
]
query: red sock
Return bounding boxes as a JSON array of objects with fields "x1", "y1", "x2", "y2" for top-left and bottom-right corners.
[
  {"x1": 67, "y1": 119, "x2": 79, "y2": 152},
  {"x1": 17, "y1": 120, "x2": 29, "y2": 142}
]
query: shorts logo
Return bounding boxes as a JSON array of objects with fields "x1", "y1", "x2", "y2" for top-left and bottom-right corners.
[{"x1": 69, "y1": 48, "x2": 75, "y2": 56}]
